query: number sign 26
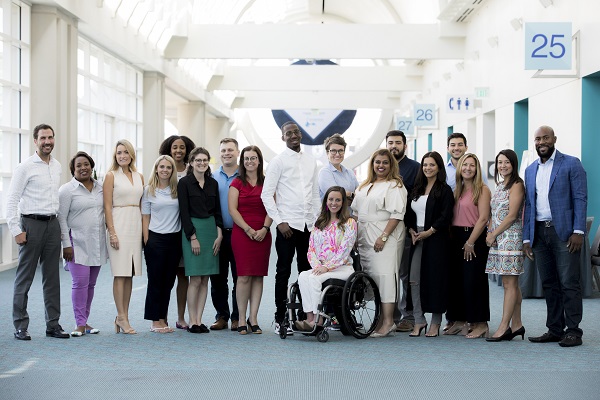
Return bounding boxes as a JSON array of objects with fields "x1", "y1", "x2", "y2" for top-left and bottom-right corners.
[
  {"x1": 414, "y1": 104, "x2": 436, "y2": 127},
  {"x1": 525, "y1": 22, "x2": 572, "y2": 70}
]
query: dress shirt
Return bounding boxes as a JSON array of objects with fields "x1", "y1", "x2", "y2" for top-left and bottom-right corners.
[
  {"x1": 318, "y1": 162, "x2": 359, "y2": 200},
  {"x1": 261, "y1": 147, "x2": 320, "y2": 231},
  {"x1": 214, "y1": 166, "x2": 239, "y2": 229},
  {"x1": 58, "y1": 177, "x2": 108, "y2": 266},
  {"x1": 178, "y1": 174, "x2": 223, "y2": 240},
  {"x1": 6, "y1": 152, "x2": 62, "y2": 237},
  {"x1": 534, "y1": 150, "x2": 555, "y2": 222},
  {"x1": 142, "y1": 186, "x2": 181, "y2": 234},
  {"x1": 446, "y1": 158, "x2": 488, "y2": 192}
]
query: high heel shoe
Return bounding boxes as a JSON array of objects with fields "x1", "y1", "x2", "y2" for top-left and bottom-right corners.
[
  {"x1": 510, "y1": 326, "x2": 525, "y2": 340},
  {"x1": 425, "y1": 324, "x2": 440, "y2": 337},
  {"x1": 409, "y1": 323, "x2": 427, "y2": 337},
  {"x1": 370, "y1": 323, "x2": 397, "y2": 338},
  {"x1": 247, "y1": 318, "x2": 262, "y2": 334},
  {"x1": 114, "y1": 317, "x2": 137, "y2": 334},
  {"x1": 486, "y1": 327, "x2": 512, "y2": 342},
  {"x1": 466, "y1": 324, "x2": 489, "y2": 339},
  {"x1": 443, "y1": 321, "x2": 468, "y2": 335}
]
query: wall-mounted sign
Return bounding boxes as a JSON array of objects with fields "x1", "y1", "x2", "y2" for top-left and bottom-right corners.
[
  {"x1": 394, "y1": 116, "x2": 415, "y2": 137},
  {"x1": 413, "y1": 104, "x2": 436, "y2": 126},
  {"x1": 525, "y1": 22, "x2": 572, "y2": 70},
  {"x1": 446, "y1": 95, "x2": 473, "y2": 113}
]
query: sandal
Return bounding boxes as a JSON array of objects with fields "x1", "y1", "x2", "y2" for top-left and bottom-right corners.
[
  {"x1": 247, "y1": 319, "x2": 262, "y2": 334},
  {"x1": 237, "y1": 325, "x2": 248, "y2": 335}
]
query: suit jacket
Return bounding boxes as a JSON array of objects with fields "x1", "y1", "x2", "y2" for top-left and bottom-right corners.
[{"x1": 523, "y1": 150, "x2": 587, "y2": 245}]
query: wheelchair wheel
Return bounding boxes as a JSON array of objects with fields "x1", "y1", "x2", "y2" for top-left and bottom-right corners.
[
  {"x1": 341, "y1": 271, "x2": 381, "y2": 339},
  {"x1": 279, "y1": 323, "x2": 287, "y2": 339},
  {"x1": 316, "y1": 329, "x2": 329, "y2": 343}
]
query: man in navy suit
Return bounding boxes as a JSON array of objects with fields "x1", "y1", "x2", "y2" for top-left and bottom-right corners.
[{"x1": 523, "y1": 125, "x2": 587, "y2": 347}]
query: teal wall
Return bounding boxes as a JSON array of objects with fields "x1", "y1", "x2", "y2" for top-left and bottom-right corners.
[
  {"x1": 428, "y1": 133, "x2": 432, "y2": 152},
  {"x1": 514, "y1": 99, "x2": 529, "y2": 167},
  {"x1": 446, "y1": 126, "x2": 453, "y2": 162},
  {"x1": 582, "y1": 72, "x2": 600, "y2": 239}
]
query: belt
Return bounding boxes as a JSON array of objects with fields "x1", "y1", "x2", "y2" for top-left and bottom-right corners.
[
  {"x1": 452, "y1": 226, "x2": 474, "y2": 231},
  {"x1": 536, "y1": 220, "x2": 554, "y2": 227},
  {"x1": 224, "y1": 228, "x2": 233, "y2": 232},
  {"x1": 22, "y1": 214, "x2": 57, "y2": 221}
]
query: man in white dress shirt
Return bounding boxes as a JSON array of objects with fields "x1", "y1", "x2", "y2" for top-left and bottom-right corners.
[
  {"x1": 261, "y1": 122, "x2": 320, "y2": 334},
  {"x1": 5, "y1": 123, "x2": 69, "y2": 340}
]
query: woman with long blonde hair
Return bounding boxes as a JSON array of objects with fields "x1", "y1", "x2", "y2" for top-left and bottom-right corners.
[
  {"x1": 352, "y1": 149, "x2": 407, "y2": 337},
  {"x1": 104, "y1": 139, "x2": 144, "y2": 334}
]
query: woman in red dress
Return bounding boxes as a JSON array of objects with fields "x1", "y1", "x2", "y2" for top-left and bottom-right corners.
[{"x1": 229, "y1": 145, "x2": 272, "y2": 335}]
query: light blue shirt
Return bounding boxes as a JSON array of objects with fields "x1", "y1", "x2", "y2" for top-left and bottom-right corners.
[
  {"x1": 141, "y1": 186, "x2": 181, "y2": 234},
  {"x1": 446, "y1": 159, "x2": 488, "y2": 192},
  {"x1": 318, "y1": 162, "x2": 359, "y2": 200},
  {"x1": 214, "y1": 166, "x2": 239, "y2": 229}
]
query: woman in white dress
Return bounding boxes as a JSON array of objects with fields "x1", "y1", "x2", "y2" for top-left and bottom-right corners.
[
  {"x1": 352, "y1": 149, "x2": 407, "y2": 337},
  {"x1": 104, "y1": 139, "x2": 144, "y2": 334}
]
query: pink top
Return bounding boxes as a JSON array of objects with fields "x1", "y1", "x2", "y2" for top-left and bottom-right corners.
[
  {"x1": 452, "y1": 187, "x2": 479, "y2": 227},
  {"x1": 308, "y1": 219, "x2": 357, "y2": 271}
]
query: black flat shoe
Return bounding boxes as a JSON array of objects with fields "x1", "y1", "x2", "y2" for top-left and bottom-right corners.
[
  {"x1": 14, "y1": 329, "x2": 31, "y2": 341},
  {"x1": 528, "y1": 331, "x2": 562, "y2": 343},
  {"x1": 187, "y1": 324, "x2": 210, "y2": 334},
  {"x1": 558, "y1": 334, "x2": 582, "y2": 347},
  {"x1": 46, "y1": 325, "x2": 70, "y2": 339},
  {"x1": 237, "y1": 325, "x2": 248, "y2": 335}
]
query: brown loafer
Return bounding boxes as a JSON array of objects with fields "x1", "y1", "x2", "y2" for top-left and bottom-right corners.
[
  {"x1": 396, "y1": 319, "x2": 414, "y2": 332},
  {"x1": 210, "y1": 318, "x2": 228, "y2": 330},
  {"x1": 230, "y1": 320, "x2": 239, "y2": 331}
]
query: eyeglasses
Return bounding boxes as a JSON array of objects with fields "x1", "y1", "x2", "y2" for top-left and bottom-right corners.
[
  {"x1": 328, "y1": 149, "x2": 345, "y2": 155},
  {"x1": 244, "y1": 156, "x2": 258, "y2": 162},
  {"x1": 284, "y1": 129, "x2": 301, "y2": 137},
  {"x1": 193, "y1": 159, "x2": 209, "y2": 164}
]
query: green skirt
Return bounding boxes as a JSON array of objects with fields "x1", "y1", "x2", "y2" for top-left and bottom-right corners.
[{"x1": 182, "y1": 216, "x2": 219, "y2": 277}]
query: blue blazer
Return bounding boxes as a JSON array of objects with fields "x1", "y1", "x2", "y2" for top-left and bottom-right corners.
[{"x1": 523, "y1": 150, "x2": 587, "y2": 245}]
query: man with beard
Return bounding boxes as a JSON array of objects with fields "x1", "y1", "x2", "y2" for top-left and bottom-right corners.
[
  {"x1": 386, "y1": 130, "x2": 420, "y2": 332},
  {"x1": 261, "y1": 121, "x2": 320, "y2": 335},
  {"x1": 6, "y1": 123, "x2": 70, "y2": 340},
  {"x1": 445, "y1": 132, "x2": 488, "y2": 191},
  {"x1": 523, "y1": 125, "x2": 587, "y2": 347}
]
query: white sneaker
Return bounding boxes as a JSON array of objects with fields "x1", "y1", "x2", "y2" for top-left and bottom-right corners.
[{"x1": 274, "y1": 322, "x2": 293, "y2": 336}]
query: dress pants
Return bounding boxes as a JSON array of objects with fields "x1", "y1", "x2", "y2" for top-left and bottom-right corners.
[
  {"x1": 13, "y1": 217, "x2": 62, "y2": 331},
  {"x1": 532, "y1": 223, "x2": 583, "y2": 337},
  {"x1": 144, "y1": 230, "x2": 182, "y2": 321},
  {"x1": 394, "y1": 235, "x2": 413, "y2": 323},
  {"x1": 210, "y1": 229, "x2": 238, "y2": 322},
  {"x1": 274, "y1": 226, "x2": 311, "y2": 323}
]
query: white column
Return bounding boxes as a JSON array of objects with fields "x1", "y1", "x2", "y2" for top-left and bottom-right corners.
[
  {"x1": 177, "y1": 101, "x2": 206, "y2": 148},
  {"x1": 143, "y1": 72, "x2": 166, "y2": 179},
  {"x1": 30, "y1": 5, "x2": 78, "y2": 180},
  {"x1": 205, "y1": 117, "x2": 233, "y2": 155}
]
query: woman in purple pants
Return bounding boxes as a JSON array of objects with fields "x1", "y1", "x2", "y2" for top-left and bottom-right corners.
[{"x1": 58, "y1": 151, "x2": 108, "y2": 337}]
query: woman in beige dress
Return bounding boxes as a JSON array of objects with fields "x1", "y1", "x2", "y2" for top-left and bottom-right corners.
[
  {"x1": 352, "y1": 149, "x2": 407, "y2": 337},
  {"x1": 103, "y1": 139, "x2": 144, "y2": 334}
]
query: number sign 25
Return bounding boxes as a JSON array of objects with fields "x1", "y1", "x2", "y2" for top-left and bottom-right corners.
[{"x1": 525, "y1": 22, "x2": 572, "y2": 70}]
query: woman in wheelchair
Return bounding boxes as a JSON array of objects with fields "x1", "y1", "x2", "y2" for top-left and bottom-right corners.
[{"x1": 296, "y1": 186, "x2": 357, "y2": 331}]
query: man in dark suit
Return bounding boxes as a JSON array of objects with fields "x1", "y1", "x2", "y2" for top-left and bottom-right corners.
[{"x1": 523, "y1": 125, "x2": 587, "y2": 347}]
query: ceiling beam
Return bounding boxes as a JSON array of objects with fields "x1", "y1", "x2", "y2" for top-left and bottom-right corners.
[
  {"x1": 231, "y1": 91, "x2": 407, "y2": 109},
  {"x1": 163, "y1": 24, "x2": 465, "y2": 59},
  {"x1": 207, "y1": 66, "x2": 422, "y2": 91}
]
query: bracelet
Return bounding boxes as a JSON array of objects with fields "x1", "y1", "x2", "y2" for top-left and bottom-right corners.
[
  {"x1": 465, "y1": 242, "x2": 474, "y2": 248},
  {"x1": 244, "y1": 227, "x2": 251, "y2": 233},
  {"x1": 110, "y1": 234, "x2": 117, "y2": 239},
  {"x1": 263, "y1": 225, "x2": 270, "y2": 230},
  {"x1": 430, "y1": 227, "x2": 436, "y2": 234}
]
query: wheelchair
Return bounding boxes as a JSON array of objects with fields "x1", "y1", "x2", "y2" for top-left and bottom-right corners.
[{"x1": 278, "y1": 266, "x2": 381, "y2": 342}]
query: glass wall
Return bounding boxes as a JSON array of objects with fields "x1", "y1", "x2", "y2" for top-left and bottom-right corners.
[
  {"x1": 0, "y1": 0, "x2": 29, "y2": 214},
  {"x1": 77, "y1": 36, "x2": 143, "y2": 177}
]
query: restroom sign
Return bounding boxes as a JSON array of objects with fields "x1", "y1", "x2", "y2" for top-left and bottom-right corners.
[{"x1": 446, "y1": 95, "x2": 473, "y2": 113}]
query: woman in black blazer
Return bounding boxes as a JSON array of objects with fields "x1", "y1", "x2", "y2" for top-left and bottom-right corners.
[{"x1": 404, "y1": 151, "x2": 454, "y2": 337}]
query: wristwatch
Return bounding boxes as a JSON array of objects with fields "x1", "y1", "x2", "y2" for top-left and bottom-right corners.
[{"x1": 380, "y1": 233, "x2": 389, "y2": 242}]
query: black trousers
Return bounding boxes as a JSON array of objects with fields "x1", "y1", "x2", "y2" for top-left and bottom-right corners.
[
  {"x1": 274, "y1": 226, "x2": 311, "y2": 322},
  {"x1": 144, "y1": 230, "x2": 181, "y2": 321},
  {"x1": 210, "y1": 229, "x2": 238, "y2": 321}
]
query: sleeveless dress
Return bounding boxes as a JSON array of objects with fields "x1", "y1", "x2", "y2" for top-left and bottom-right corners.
[
  {"x1": 230, "y1": 178, "x2": 271, "y2": 276},
  {"x1": 485, "y1": 183, "x2": 524, "y2": 275},
  {"x1": 107, "y1": 167, "x2": 143, "y2": 277}
]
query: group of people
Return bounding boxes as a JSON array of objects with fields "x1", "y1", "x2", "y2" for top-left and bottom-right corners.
[{"x1": 7, "y1": 123, "x2": 587, "y2": 348}]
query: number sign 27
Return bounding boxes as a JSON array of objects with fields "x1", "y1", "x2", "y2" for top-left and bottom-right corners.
[{"x1": 525, "y1": 22, "x2": 572, "y2": 70}]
